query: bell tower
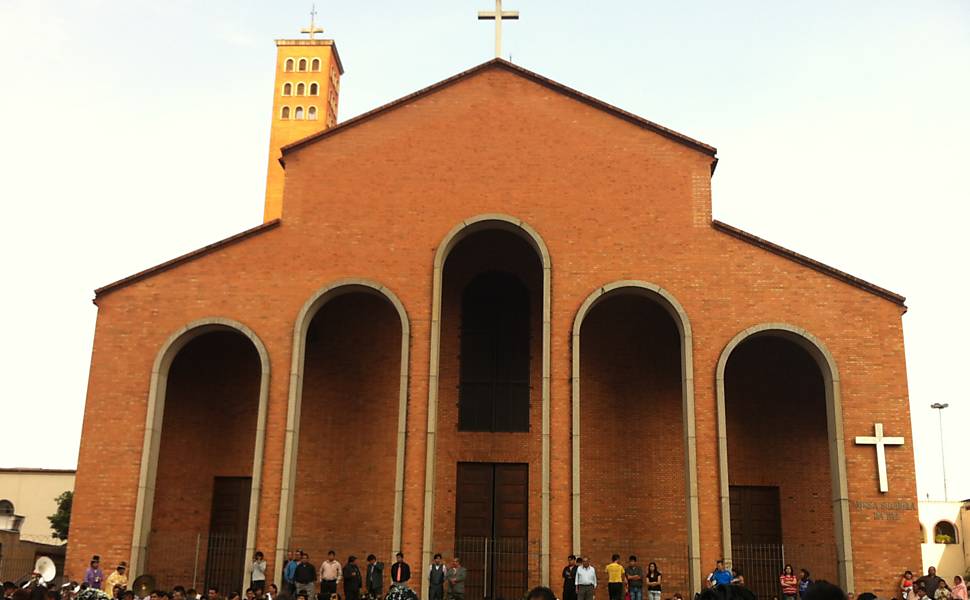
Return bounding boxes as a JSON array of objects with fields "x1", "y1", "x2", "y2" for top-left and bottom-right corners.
[{"x1": 263, "y1": 9, "x2": 344, "y2": 221}]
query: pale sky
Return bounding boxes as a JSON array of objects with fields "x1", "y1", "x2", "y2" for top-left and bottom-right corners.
[{"x1": 0, "y1": 0, "x2": 967, "y2": 501}]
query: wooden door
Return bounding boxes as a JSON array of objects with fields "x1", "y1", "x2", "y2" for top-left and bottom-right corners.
[
  {"x1": 455, "y1": 464, "x2": 528, "y2": 600},
  {"x1": 729, "y1": 485, "x2": 782, "y2": 599},
  {"x1": 205, "y1": 477, "x2": 251, "y2": 593}
]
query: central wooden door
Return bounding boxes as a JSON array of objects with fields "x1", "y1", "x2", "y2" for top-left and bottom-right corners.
[
  {"x1": 729, "y1": 485, "x2": 782, "y2": 599},
  {"x1": 455, "y1": 463, "x2": 528, "y2": 600}
]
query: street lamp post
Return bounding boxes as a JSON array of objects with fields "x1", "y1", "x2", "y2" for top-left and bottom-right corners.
[{"x1": 930, "y1": 402, "x2": 949, "y2": 500}]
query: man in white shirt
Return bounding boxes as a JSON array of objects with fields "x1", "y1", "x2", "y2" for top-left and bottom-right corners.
[{"x1": 575, "y1": 557, "x2": 597, "y2": 600}]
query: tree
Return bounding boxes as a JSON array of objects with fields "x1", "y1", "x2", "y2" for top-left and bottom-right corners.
[{"x1": 48, "y1": 490, "x2": 73, "y2": 541}]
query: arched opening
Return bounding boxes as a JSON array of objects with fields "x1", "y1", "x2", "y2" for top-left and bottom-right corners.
[
  {"x1": 277, "y1": 280, "x2": 411, "y2": 576},
  {"x1": 0, "y1": 499, "x2": 13, "y2": 516},
  {"x1": 577, "y1": 289, "x2": 690, "y2": 591},
  {"x1": 311, "y1": 58, "x2": 321, "y2": 71},
  {"x1": 283, "y1": 83, "x2": 292, "y2": 96},
  {"x1": 309, "y1": 82, "x2": 319, "y2": 95},
  {"x1": 280, "y1": 106, "x2": 290, "y2": 120},
  {"x1": 298, "y1": 58, "x2": 307, "y2": 72},
  {"x1": 432, "y1": 226, "x2": 544, "y2": 599},
  {"x1": 144, "y1": 328, "x2": 264, "y2": 593},
  {"x1": 294, "y1": 106, "x2": 304, "y2": 120},
  {"x1": 934, "y1": 521, "x2": 958, "y2": 544},
  {"x1": 720, "y1": 329, "x2": 847, "y2": 597},
  {"x1": 307, "y1": 106, "x2": 317, "y2": 120},
  {"x1": 284, "y1": 58, "x2": 294, "y2": 72},
  {"x1": 920, "y1": 523, "x2": 927, "y2": 543},
  {"x1": 296, "y1": 82, "x2": 305, "y2": 96}
]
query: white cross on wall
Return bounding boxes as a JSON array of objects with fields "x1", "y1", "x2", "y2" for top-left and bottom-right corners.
[
  {"x1": 855, "y1": 423, "x2": 904, "y2": 493},
  {"x1": 478, "y1": 0, "x2": 519, "y2": 58}
]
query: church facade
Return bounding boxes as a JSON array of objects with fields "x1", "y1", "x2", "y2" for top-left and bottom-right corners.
[{"x1": 68, "y1": 34, "x2": 921, "y2": 600}]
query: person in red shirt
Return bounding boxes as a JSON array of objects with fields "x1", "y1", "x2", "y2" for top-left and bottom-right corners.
[{"x1": 780, "y1": 564, "x2": 798, "y2": 600}]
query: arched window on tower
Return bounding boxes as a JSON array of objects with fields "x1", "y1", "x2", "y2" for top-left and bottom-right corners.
[
  {"x1": 0, "y1": 500, "x2": 14, "y2": 516},
  {"x1": 298, "y1": 58, "x2": 307, "y2": 72},
  {"x1": 309, "y1": 82, "x2": 319, "y2": 96},
  {"x1": 296, "y1": 83, "x2": 305, "y2": 96},
  {"x1": 284, "y1": 58, "x2": 294, "y2": 72},
  {"x1": 283, "y1": 83, "x2": 292, "y2": 96},
  {"x1": 294, "y1": 106, "x2": 304, "y2": 120},
  {"x1": 934, "y1": 521, "x2": 958, "y2": 544},
  {"x1": 311, "y1": 58, "x2": 320, "y2": 71},
  {"x1": 280, "y1": 106, "x2": 290, "y2": 120},
  {"x1": 308, "y1": 106, "x2": 318, "y2": 120},
  {"x1": 459, "y1": 271, "x2": 531, "y2": 432}
]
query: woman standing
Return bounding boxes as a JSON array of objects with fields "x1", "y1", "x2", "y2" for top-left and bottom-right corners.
[
  {"x1": 645, "y1": 562, "x2": 662, "y2": 600},
  {"x1": 252, "y1": 552, "x2": 267, "y2": 592},
  {"x1": 780, "y1": 565, "x2": 798, "y2": 600},
  {"x1": 951, "y1": 576, "x2": 967, "y2": 600},
  {"x1": 900, "y1": 571, "x2": 915, "y2": 600}
]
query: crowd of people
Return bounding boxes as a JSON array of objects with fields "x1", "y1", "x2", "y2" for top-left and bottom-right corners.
[{"x1": 2, "y1": 551, "x2": 965, "y2": 600}]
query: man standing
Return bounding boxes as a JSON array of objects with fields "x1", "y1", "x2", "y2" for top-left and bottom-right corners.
[
  {"x1": 320, "y1": 551, "x2": 342, "y2": 600},
  {"x1": 605, "y1": 555, "x2": 625, "y2": 600},
  {"x1": 428, "y1": 554, "x2": 447, "y2": 600},
  {"x1": 343, "y1": 556, "x2": 362, "y2": 600},
  {"x1": 446, "y1": 558, "x2": 467, "y2": 600},
  {"x1": 562, "y1": 555, "x2": 578, "y2": 600},
  {"x1": 625, "y1": 557, "x2": 643, "y2": 600},
  {"x1": 365, "y1": 555, "x2": 385, "y2": 599},
  {"x1": 285, "y1": 551, "x2": 300, "y2": 595},
  {"x1": 85, "y1": 556, "x2": 105, "y2": 590},
  {"x1": 390, "y1": 553, "x2": 411, "y2": 589},
  {"x1": 917, "y1": 567, "x2": 948, "y2": 600},
  {"x1": 293, "y1": 552, "x2": 317, "y2": 598},
  {"x1": 575, "y1": 557, "x2": 597, "y2": 600}
]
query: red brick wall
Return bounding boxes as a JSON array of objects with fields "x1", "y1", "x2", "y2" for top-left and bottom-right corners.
[
  {"x1": 579, "y1": 294, "x2": 688, "y2": 588},
  {"x1": 69, "y1": 64, "x2": 921, "y2": 597},
  {"x1": 291, "y1": 292, "x2": 401, "y2": 561},
  {"x1": 148, "y1": 330, "x2": 262, "y2": 587},
  {"x1": 725, "y1": 336, "x2": 837, "y2": 583},
  {"x1": 433, "y1": 230, "x2": 544, "y2": 569}
]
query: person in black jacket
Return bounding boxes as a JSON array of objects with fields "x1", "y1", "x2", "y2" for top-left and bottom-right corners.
[
  {"x1": 293, "y1": 553, "x2": 317, "y2": 598},
  {"x1": 390, "y1": 554, "x2": 411, "y2": 589},
  {"x1": 343, "y1": 557, "x2": 362, "y2": 600},
  {"x1": 365, "y1": 555, "x2": 385, "y2": 599}
]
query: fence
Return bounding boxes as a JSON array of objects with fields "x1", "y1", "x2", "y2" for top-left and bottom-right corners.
[
  {"x1": 144, "y1": 531, "x2": 247, "y2": 593},
  {"x1": 579, "y1": 540, "x2": 691, "y2": 597},
  {"x1": 731, "y1": 543, "x2": 838, "y2": 600}
]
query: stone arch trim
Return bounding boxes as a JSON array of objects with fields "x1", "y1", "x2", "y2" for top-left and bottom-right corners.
[
  {"x1": 422, "y1": 214, "x2": 552, "y2": 597},
  {"x1": 715, "y1": 323, "x2": 853, "y2": 592},
  {"x1": 276, "y1": 278, "x2": 411, "y2": 570},
  {"x1": 130, "y1": 317, "x2": 272, "y2": 589},
  {"x1": 571, "y1": 280, "x2": 701, "y2": 593}
]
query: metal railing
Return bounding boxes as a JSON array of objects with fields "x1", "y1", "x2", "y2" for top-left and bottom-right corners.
[
  {"x1": 731, "y1": 543, "x2": 838, "y2": 600},
  {"x1": 144, "y1": 531, "x2": 247, "y2": 593}
]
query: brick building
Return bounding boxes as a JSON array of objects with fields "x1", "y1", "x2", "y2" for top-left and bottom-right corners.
[{"x1": 68, "y1": 30, "x2": 921, "y2": 600}]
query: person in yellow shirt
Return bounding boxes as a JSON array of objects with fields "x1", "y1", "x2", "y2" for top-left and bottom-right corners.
[
  {"x1": 105, "y1": 563, "x2": 128, "y2": 593},
  {"x1": 605, "y1": 555, "x2": 625, "y2": 600}
]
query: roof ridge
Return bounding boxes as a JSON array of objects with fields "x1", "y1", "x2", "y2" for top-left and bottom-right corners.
[{"x1": 280, "y1": 58, "x2": 717, "y2": 159}]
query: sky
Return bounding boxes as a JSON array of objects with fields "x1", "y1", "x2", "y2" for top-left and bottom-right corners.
[{"x1": 0, "y1": 0, "x2": 967, "y2": 501}]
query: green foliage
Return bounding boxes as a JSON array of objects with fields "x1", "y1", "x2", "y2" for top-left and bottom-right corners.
[
  {"x1": 47, "y1": 490, "x2": 73, "y2": 541},
  {"x1": 934, "y1": 533, "x2": 954, "y2": 544}
]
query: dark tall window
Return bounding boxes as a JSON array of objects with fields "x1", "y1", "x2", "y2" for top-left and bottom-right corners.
[{"x1": 459, "y1": 271, "x2": 530, "y2": 431}]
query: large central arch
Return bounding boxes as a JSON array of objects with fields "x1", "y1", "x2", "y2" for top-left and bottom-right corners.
[
  {"x1": 715, "y1": 323, "x2": 853, "y2": 592},
  {"x1": 571, "y1": 280, "x2": 701, "y2": 593},
  {"x1": 276, "y1": 279, "x2": 411, "y2": 571},
  {"x1": 422, "y1": 214, "x2": 552, "y2": 599}
]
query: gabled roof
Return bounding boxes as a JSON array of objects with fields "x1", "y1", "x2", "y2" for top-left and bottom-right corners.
[
  {"x1": 94, "y1": 219, "x2": 281, "y2": 301},
  {"x1": 712, "y1": 220, "x2": 906, "y2": 307},
  {"x1": 281, "y1": 58, "x2": 718, "y2": 165}
]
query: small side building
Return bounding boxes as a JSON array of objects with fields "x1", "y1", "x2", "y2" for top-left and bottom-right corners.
[{"x1": 919, "y1": 499, "x2": 969, "y2": 579}]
